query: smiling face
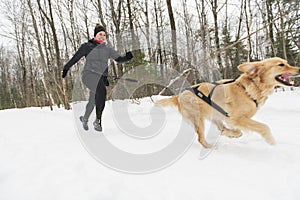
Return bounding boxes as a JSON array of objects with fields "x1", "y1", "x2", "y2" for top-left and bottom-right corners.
[
  {"x1": 261, "y1": 57, "x2": 300, "y2": 86},
  {"x1": 95, "y1": 31, "x2": 106, "y2": 41},
  {"x1": 238, "y1": 57, "x2": 300, "y2": 87}
]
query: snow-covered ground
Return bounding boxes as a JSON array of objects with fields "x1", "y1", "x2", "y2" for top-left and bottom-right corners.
[{"x1": 1, "y1": 91, "x2": 300, "y2": 200}]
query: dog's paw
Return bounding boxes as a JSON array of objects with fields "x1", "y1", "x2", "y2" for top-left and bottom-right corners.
[
  {"x1": 199, "y1": 140, "x2": 213, "y2": 148},
  {"x1": 222, "y1": 129, "x2": 243, "y2": 138},
  {"x1": 265, "y1": 137, "x2": 276, "y2": 145},
  {"x1": 203, "y1": 143, "x2": 213, "y2": 149}
]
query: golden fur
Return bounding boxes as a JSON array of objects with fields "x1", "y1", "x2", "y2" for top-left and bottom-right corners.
[{"x1": 156, "y1": 57, "x2": 300, "y2": 148}]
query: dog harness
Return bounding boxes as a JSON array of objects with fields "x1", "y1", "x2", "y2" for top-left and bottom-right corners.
[
  {"x1": 186, "y1": 80, "x2": 235, "y2": 117},
  {"x1": 187, "y1": 79, "x2": 259, "y2": 117},
  {"x1": 191, "y1": 86, "x2": 230, "y2": 117}
]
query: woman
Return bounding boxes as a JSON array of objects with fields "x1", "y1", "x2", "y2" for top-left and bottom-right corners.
[{"x1": 62, "y1": 24, "x2": 133, "y2": 132}]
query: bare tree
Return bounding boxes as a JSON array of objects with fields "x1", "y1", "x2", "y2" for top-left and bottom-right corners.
[
  {"x1": 166, "y1": 0, "x2": 179, "y2": 71},
  {"x1": 15, "y1": 1, "x2": 30, "y2": 107},
  {"x1": 153, "y1": 0, "x2": 163, "y2": 65},
  {"x1": 92, "y1": 0, "x2": 107, "y2": 27},
  {"x1": 37, "y1": 0, "x2": 70, "y2": 109},
  {"x1": 109, "y1": 0, "x2": 124, "y2": 78},
  {"x1": 136, "y1": 0, "x2": 152, "y2": 61},
  {"x1": 27, "y1": 0, "x2": 55, "y2": 110},
  {"x1": 0, "y1": 0, "x2": 299, "y2": 110},
  {"x1": 126, "y1": 0, "x2": 140, "y2": 51},
  {"x1": 181, "y1": 0, "x2": 192, "y2": 64},
  {"x1": 195, "y1": 0, "x2": 215, "y2": 81},
  {"x1": 0, "y1": 46, "x2": 12, "y2": 109},
  {"x1": 244, "y1": 0, "x2": 253, "y2": 61},
  {"x1": 276, "y1": 0, "x2": 287, "y2": 60},
  {"x1": 267, "y1": 1, "x2": 276, "y2": 56},
  {"x1": 208, "y1": 0, "x2": 224, "y2": 76}
]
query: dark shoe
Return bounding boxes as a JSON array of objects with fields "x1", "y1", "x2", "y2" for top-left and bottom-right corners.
[
  {"x1": 79, "y1": 116, "x2": 89, "y2": 131},
  {"x1": 93, "y1": 119, "x2": 102, "y2": 132}
]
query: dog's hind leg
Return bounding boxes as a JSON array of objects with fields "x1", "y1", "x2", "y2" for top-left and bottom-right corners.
[
  {"x1": 195, "y1": 118, "x2": 212, "y2": 148},
  {"x1": 178, "y1": 99, "x2": 211, "y2": 148}
]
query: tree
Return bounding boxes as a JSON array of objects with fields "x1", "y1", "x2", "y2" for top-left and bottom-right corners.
[
  {"x1": 37, "y1": 0, "x2": 70, "y2": 110},
  {"x1": 209, "y1": 0, "x2": 223, "y2": 76},
  {"x1": 166, "y1": 0, "x2": 179, "y2": 71},
  {"x1": 0, "y1": 0, "x2": 299, "y2": 110},
  {"x1": 27, "y1": 0, "x2": 55, "y2": 110}
]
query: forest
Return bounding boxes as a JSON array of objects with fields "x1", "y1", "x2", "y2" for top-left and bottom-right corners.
[{"x1": 0, "y1": 0, "x2": 299, "y2": 110}]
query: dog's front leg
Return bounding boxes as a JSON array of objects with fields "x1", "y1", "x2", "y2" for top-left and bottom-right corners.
[
  {"x1": 228, "y1": 118, "x2": 276, "y2": 145},
  {"x1": 212, "y1": 120, "x2": 243, "y2": 138}
]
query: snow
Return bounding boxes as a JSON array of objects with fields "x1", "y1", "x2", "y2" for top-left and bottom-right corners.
[{"x1": 1, "y1": 90, "x2": 300, "y2": 200}]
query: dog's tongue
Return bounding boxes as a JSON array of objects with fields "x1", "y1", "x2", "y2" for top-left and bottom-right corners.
[{"x1": 282, "y1": 73, "x2": 291, "y2": 80}]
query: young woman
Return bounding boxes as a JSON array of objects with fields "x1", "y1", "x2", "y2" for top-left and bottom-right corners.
[{"x1": 62, "y1": 24, "x2": 133, "y2": 132}]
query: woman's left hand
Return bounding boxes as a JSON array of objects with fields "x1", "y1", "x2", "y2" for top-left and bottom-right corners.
[{"x1": 126, "y1": 51, "x2": 133, "y2": 60}]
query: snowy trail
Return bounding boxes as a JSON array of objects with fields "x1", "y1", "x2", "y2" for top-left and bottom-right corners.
[{"x1": 1, "y1": 91, "x2": 300, "y2": 200}]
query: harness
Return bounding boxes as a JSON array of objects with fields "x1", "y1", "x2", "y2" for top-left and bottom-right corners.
[{"x1": 186, "y1": 79, "x2": 258, "y2": 118}]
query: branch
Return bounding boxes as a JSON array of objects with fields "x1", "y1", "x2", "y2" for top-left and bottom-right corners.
[
  {"x1": 211, "y1": 4, "x2": 300, "y2": 58},
  {"x1": 158, "y1": 68, "x2": 192, "y2": 95}
]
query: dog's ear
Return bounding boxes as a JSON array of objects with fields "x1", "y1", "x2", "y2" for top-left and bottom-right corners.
[{"x1": 237, "y1": 61, "x2": 261, "y2": 74}]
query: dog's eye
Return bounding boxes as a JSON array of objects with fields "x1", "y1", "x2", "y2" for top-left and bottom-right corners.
[{"x1": 278, "y1": 63, "x2": 285, "y2": 67}]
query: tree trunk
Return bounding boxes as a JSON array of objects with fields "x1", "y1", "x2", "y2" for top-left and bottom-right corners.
[
  {"x1": 27, "y1": 0, "x2": 54, "y2": 109},
  {"x1": 144, "y1": 0, "x2": 152, "y2": 61},
  {"x1": 265, "y1": 0, "x2": 276, "y2": 56},
  {"x1": 166, "y1": 0, "x2": 179, "y2": 71},
  {"x1": 127, "y1": 0, "x2": 140, "y2": 51},
  {"x1": 154, "y1": 0, "x2": 163, "y2": 65},
  {"x1": 211, "y1": 0, "x2": 223, "y2": 77},
  {"x1": 195, "y1": 0, "x2": 213, "y2": 81},
  {"x1": 182, "y1": 0, "x2": 192, "y2": 64},
  {"x1": 244, "y1": 0, "x2": 252, "y2": 61},
  {"x1": 276, "y1": 0, "x2": 287, "y2": 60},
  {"x1": 37, "y1": 0, "x2": 70, "y2": 109},
  {"x1": 109, "y1": 0, "x2": 123, "y2": 78},
  {"x1": 93, "y1": 0, "x2": 107, "y2": 27}
]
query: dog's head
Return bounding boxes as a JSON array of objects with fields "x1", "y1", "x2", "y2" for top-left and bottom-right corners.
[{"x1": 237, "y1": 57, "x2": 300, "y2": 87}]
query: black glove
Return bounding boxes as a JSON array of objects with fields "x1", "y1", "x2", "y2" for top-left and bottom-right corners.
[
  {"x1": 62, "y1": 69, "x2": 68, "y2": 78},
  {"x1": 125, "y1": 51, "x2": 133, "y2": 60},
  {"x1": 115, "y1": 52, "x2": 133, "y2": 63}
]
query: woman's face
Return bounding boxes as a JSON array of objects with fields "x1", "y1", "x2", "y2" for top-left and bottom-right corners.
[{"x1": 95, "y1": 31, "x2": 106, "y2": 41}]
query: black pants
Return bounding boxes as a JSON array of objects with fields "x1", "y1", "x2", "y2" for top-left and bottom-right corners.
[
  {"x1": 82, "y1": 71, "x2": 108, "y2": 121},
  {"x1": 95, "y1": 76, "x2": 107, "y2": 119}
]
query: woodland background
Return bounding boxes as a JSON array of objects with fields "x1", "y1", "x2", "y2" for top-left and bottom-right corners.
[{"x1": 0, "y1": 0, "x2": 299, "y2": 110}]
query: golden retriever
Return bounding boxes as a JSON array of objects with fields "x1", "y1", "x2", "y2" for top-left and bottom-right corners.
[{"x1": 156, "y1": 57, "x2": 300, "y2": 148}]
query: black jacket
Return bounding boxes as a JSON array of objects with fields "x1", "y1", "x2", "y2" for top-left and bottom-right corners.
[{"x1": 63, "y1": 39, "x2": 133, "y2": 75}]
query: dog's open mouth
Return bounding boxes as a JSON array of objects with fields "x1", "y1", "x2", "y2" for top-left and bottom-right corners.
[{"x1": 275, "y1": 73, "x2": 300, "y2": 86}]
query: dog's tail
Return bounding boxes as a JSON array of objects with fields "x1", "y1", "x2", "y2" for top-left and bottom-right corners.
[{"x1": 155, "y1": 96, "x2": 180, "y2": 110}]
